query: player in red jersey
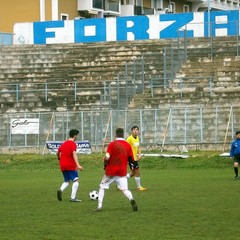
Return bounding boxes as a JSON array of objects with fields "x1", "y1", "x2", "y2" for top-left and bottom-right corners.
[
  {"x1": 96, "y1": 128, "x2": 138, "y2": 212},
  {"x1": 56, "y1": 129, "x2": 84, "y2": 202}
]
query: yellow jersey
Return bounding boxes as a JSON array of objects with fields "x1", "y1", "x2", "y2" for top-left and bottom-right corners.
[{"x1": 126, "y1": 135, "x2": 140, "y2": 161}]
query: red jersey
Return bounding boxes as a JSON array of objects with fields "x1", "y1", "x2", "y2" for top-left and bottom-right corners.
[
  {"x1": 58, "y1": 140, "x2": 77, "y2": 171},
  {"x1": 105, "y1": 138, "x2": 133, "y2": 176}
]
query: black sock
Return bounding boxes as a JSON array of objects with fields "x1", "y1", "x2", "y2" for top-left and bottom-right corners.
[{"x1": 234, "y1": 167, "x2": 238, "y2": 176}]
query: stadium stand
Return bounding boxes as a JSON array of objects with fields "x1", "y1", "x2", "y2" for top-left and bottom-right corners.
[{"x1": 0, "y1": 36, "x2": 239, "y2": 113}]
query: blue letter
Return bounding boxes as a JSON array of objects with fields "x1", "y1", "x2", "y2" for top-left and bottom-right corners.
[
  {"x1": 160, "y1": 13, "x2": 194, "y2": 38},
  {"x1": 33, "y1": 21, "x2": 64, "y2": 44},
  {"x1": 204, "y1": 10, "x2": 239, "y2": 37},
  {"x1": 116, "y1": 16, "x2": 149, "y2": 41},
  {"x1": 74, "y1": 18, "x2": 106, "y2": 43}
]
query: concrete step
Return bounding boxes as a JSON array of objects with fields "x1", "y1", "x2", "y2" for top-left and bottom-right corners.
[{"x1": 0, "y1": 36, "x2": 240, "y2": 113}]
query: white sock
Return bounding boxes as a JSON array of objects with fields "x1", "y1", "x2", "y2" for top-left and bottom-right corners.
[
  {"x1": 60, "y1": 182, "x2": 69, "y2": 192},
  {"x1": 71, "y1": 181, "x2": 79, "y2": 199},
  {"x1": 135, "y1": 177, "x2": 141, "y2": 188},
  {"x1": 122, "y1": 189, "x2": 133, "y2": 201},
  {"x1": 97, "y1": 188, "x2": 105, "y2": 208}
]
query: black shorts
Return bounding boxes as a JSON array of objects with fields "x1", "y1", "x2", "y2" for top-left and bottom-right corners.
[
  {"x1": 233, "y1": 154, "x2": 240, "y2": 163},
  {"x1": 129, "y1": 160, "x2": 139, "y2": 170}
]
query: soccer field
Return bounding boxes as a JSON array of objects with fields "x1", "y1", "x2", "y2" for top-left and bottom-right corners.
[{"x1": 0, "y1": 153, "x2": 240, "y2": 240}]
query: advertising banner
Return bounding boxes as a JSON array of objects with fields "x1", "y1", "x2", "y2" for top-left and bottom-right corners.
[
  {"x1": 11, "y1": 119, "x2": 39, "y2": 134},
  {"x1": 46, "y1": 140, "x2": 92, "y2": 154}
]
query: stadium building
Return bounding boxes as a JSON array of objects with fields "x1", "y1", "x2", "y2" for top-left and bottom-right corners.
[{"x1": 1, "y1": 0, "x2": 240, "y2": 33}]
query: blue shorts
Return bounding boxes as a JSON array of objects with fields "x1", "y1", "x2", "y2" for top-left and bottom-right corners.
[{"x1": 62, "y1": 170, "x2": 79, "y2": 182}]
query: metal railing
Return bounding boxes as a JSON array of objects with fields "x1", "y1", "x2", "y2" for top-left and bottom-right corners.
[
  {"x1": 0, "y1": 72, "x2": 239, "y2": 111},
  {"x1": 150, "y1": 76, "x2": 215, "y2": 98}
]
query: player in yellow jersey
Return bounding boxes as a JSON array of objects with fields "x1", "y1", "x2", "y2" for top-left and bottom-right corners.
[{"x1": 126, "y1": 126, "x2": 147, "y2": 191}]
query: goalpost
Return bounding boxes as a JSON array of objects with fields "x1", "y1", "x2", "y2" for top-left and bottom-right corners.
[
  {"x1": 101, "y1": 110, "x2": 112, "y2": 154},
  {"x1": 223, "y1": 106, "x2": 233, "y2": 152},
  {"x1": 41, "y1": 112, "x2": 54, "y2": 155}
]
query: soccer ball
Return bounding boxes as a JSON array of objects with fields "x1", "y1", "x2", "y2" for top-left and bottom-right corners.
[{"x1": 89, "y1": 190, "x2": 98, "y2": 200}]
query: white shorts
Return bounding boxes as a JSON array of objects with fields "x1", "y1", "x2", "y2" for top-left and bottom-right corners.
[{"x1": 99, "y1": 175, "x2": 128, "y2": 190}]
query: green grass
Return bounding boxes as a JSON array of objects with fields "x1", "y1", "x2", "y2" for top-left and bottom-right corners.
[{"x1": 0, "y1": 151, "x2": 240, "y2": 239}]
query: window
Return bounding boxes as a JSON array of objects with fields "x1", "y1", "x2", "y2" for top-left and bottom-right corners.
[
  {"x1": 169, "y1": 2, "x2": 175, "y2": 13},
  {"x1": 93, "y1": 0, "x2": 103, "y2": 9},
  {"x1": 61, "y1": 14, "x2": 69, "y2": 20},
  {"x1": 183, "y1": 5, "x2": 189, "y2": 13}
]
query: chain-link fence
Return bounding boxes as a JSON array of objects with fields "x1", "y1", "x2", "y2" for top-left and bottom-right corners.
[{"x1": 0, "y1": 106, "x2": 239, "y2": 154}]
